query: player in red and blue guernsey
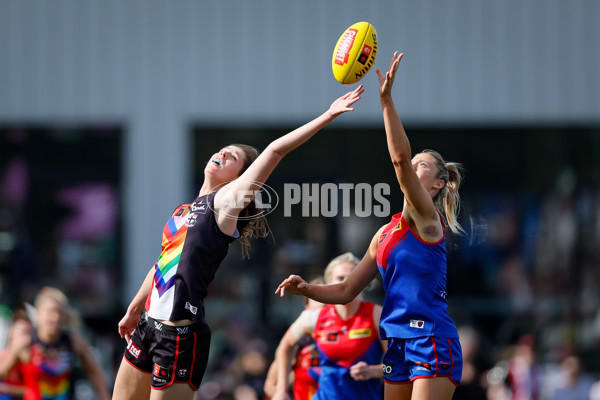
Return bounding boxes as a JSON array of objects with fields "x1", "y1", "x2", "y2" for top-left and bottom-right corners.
[
  {"x1": 272, "y1": 254, "x2": 385, "y2": 400},
  {"x1": 277, "y1": 51, "x2": 464, "y2": 400}
]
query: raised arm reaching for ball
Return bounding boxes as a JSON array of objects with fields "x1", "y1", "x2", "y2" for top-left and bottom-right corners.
[
  {"x1": 277, "y1": 52, "x2": 465, "y2": 400},
  {"x1": 113, "y1": 85, "x2": 364, "y2": 400}
]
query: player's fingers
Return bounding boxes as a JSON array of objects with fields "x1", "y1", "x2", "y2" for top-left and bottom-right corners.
[
  {"x1": 391, "y1": 54, "x2": 403, "y2": 74},
  {"x1": 347, "y1": 92, "x2": 359, "y2": 102},
  {"x1": 279, "y1": 277, "x2": 292, "y2": 287},
  {"x1": 275, "y1": 281, "x2": 288, "y2": 294},
  {"x1": 126, "y1": 328, "x2": 136, "y2": 342},
  {"x1": 390, "y1": 51, "x2": 398, "y2": 68}
]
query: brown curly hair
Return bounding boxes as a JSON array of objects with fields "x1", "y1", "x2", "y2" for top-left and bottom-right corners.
[{"x1": 228, "y1": 144, "x2": 270, "y2": 258}]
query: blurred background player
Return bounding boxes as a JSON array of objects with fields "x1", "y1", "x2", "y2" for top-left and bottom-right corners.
[
  {"x1": 0, "y1": 287, "x2": 110, "y2": 400},
  {"x1": 273, "y1": 253, "x2": 385, "y2": 400},
  {"x1": 0, "y1": 307, "x2": 31, "y2": 400},
  {"x1": 263, "y1": 276, "x2": 324, "y2": 399}
]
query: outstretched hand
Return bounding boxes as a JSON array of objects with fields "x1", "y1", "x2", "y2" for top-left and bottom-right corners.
[
  {"x1": 376, "y1": 52, "x2": 403, "y2": 98},
  {"x1": 275, "y1": 274, "x2": 309, "y2": 298},
  {"x1": 328, "y1": 84, "x2": 364, "y2": 118}
]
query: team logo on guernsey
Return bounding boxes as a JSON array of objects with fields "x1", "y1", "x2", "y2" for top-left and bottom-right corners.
[
  {"x1": 326, "y1": 332, "x2": 339, "y2": 342},
  {"x1": 349, "y1": 328, "x2": 372, "y2": 339},
  {"x1": 391, "y1": 221, "x2": 402, "y2": 233},
  {"x1": 410, "y1": 319, "x2": 425, "y2": 329},
  {"x1": 378, "y1": 233, "x2": 387, "y2": 244},
  {"x1": 185, "y1": 213, "x2": 199, "y2": 227},
  {"x1": 320, "y1": 320, "x2": 335, "y2": 328}
]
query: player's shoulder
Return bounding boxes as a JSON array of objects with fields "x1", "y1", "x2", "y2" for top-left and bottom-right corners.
[
  {"x1": 297, "y1": 307, "x2": 322, "y2": 325},
  {"x1": 290, "y1": 308, "x2": 321, "y2": 341}
]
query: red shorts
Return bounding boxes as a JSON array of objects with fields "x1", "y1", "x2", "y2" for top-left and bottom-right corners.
[{"x1": 123, "y1": 312, "x2": 211, "y2": 390}]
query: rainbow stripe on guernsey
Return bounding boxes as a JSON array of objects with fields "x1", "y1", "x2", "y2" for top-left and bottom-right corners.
[
  {"x1": 148, "y1": 210, "x2": 189, "y2": 319},
  {"x1": 155, "y1": 214, "x2": 189, "y2": 295},
  {"x1": 39, "y1": 378, "x2": 70, "y2": 399}
]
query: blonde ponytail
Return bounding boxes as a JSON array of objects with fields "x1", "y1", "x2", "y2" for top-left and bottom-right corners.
[
  {"x1": 421, "y1": 150, "x2": 464, "y2": 235},
  {"x1": 442, "y1": 162, "x2": 464, "y2": 235}
]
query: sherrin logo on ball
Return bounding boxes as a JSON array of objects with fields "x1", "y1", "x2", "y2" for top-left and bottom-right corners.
[{"x1": 332, "y1": 22, "x2": 378, "y2": 84}]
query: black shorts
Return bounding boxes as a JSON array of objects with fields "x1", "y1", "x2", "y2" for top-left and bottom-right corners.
[{"x1": 123, "y1": 312, "x2": 211, "y2": 390}]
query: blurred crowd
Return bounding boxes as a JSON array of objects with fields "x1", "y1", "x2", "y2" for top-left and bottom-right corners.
[{"x1": 1, "y1": 166, "x2": 600, "y2": 399}]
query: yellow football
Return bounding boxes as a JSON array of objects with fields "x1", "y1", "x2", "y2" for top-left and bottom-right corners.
[{"x1": 332, "y1": 22, "x2": 378, "y2": 85}]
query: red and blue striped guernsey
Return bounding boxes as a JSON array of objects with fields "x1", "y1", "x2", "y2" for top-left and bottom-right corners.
[
  {"x1": 376, "y1": 212, "x2": 458, "y2": 339},
  {"x1": 312, "y1": 302, "x2": 383, "y2": 400}
]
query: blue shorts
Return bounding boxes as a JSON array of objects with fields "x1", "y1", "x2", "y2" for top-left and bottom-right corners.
[{"x1": 382, "y1": 336, "x2": 462, "y2": 386}]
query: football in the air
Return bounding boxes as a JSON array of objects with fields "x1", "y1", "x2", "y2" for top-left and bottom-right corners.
[{"x1": 331, "y1": 22, "x2": 378, "y2": 85}]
